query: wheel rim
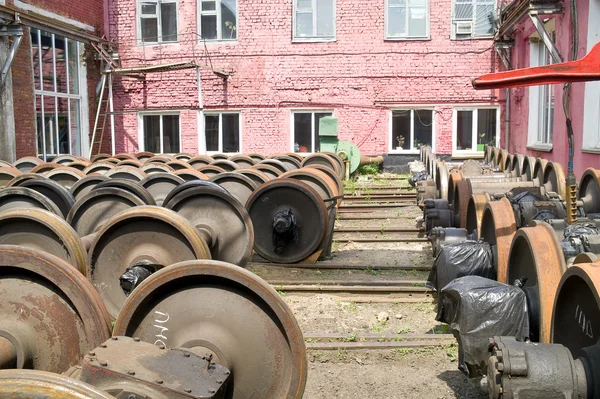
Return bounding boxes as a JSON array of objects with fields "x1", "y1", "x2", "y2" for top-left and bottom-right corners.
[
  {"x1": 578, "y1": 168, "x2": 600, "y2": 215},
  {"x1": 188, "y1": 155, "x2": 215, "y2": 168},
  {"x1": 83, "y1": 162, "x2": 115, "y2": 175},
  {"x1": 300, "y1": 154, "x2": 339, "y2": 176},
  {"x1": 211, "y1": 160, "x2": 239, "y2": 172},
  {"x1": 140, "y1": 163, "x2": 174, "y2": 174},
  {"x1": 140, "y1": 173, "x2": 184, "y2": 206},
  {"x1": 260, "y1": 159, "x2": 289, "y2": 173},
  {"x1": 228, "y1": 155, "x2": 256, "y2": 168},
  {"x1": 13, "y1": 157, "x2": 42, "y2": 173},
  {"x1": 0, "y1": 167, "x2": 21, "y2": 188},
  {"x1": 90, "y1": 153, "x2": 111, "y2": 163},
  {"x1": 480, "y1": 197, "x2": 517, "y2": 282},
  {"x1": 0, "y1": 370, "x2": 115, "y2": 398},
  {"x1": 94, "y1": 179, "x2": 156, "y2": 205},
  {"x1": 20, "y1": 179, "x2": 76, "y2": 218},
  {"x1": 165, "y1": 160, "x2": 192, "y2": 170},
  {"x1": 174, "y1": 169, "x2": 209, "y2": 181},
  {"x1": 210, "y1": 172, "x2": 258, "y2": 206},
  {"x1": 273, "y1": 155, "x2": 302, "y2": 170},
  {"x1": 195, "y1": 165, "x2": 226, "y2": 178},
  {"x1": 466, "y1": 193, "x2": 490, "y2": 238},
  {"x1": 44, "y1": 167, "x2": 86, "y2": 189},
  {"x1": 0, "y1": 187, "x2": 62, "y2": 216},
  {"x1": 247, "y1": 153, "x2": 266, "y2": 162},
  {"x1": 104, "y1": 167, "x2": 147, "y2": 182},
  {"x1": 70, "y1": 175, "x2": 110, "y2": 200},
  {"x1": 252, "y1": 164, "x2": 282, "y2": 179},
  {"x1": 543, "y1": 161, "x2": 566, "y2": 199},
  {"x1": 114, "y1": 260, "x2": 307, "y2": 399},
  {"x1": 235, "y1": 168, "x2": 271, "y2": 185}
]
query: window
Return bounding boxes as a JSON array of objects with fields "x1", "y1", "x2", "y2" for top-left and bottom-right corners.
[
  {"x1": 199, "y1": 0, "x2": 237, "y2": 41},
  {"x1": 453, "y1": 108, "x2": 498, "y2": 153},
  {"x1": 140, "y1": 113, "x2": 181, "y2": 153},
  {"x1": 528, "y1": 36, "x2": 555, "y2": 148},
  {"x1": 31, "y1": 29, "x2": 86, "y2": 160},
  {"x1": 390, "y1": 109, "x2": 433, "y2": 152},
  {"x1": 386, "y1": 0, "x2": 428, "y2": 40},
  {"x1": 292, "y1": 111, "x2": 333, "y2": 153},
  {"x1": 138, "y1": 0, "x2": 178, "y2": 43},
  {"x1": 293, "y1": 0, "x2": 335, "y2": 41},
  {"x1": 451, "y1": 0, "x2": 495, "y2": 39},
  {"x1": 583, "y1": 1, "x2": 600, "y2": 152},
  {"x1": 204, "y1": 112, "x2": 240, "y2": 153}
]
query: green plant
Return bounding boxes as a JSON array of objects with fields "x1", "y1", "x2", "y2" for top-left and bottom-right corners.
[
  {"x1": 274, "y1": 285, "x2": 286, "y2": 296},
  {"x1": 224, "y1": 21, "x2": 237, "y2": 39},
  {"x1": 343, "y1": 333, "x2": 358, "y2": 342},
  {"x1": 336, "y1": 350, "x2": 347, "y2": 360},
  {"x1": 396, "y1": 325, "x2": 411, "y2": 334},
  {"x1": 357, "y1": 163, "x2": 380, "y2": 175},
  {"x1": 396, "y1": 136, "x2": 405, "y2": 148}
]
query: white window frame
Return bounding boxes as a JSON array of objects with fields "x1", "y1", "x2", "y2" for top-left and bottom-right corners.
[
  {"x1": 197, "y1": 0, "x2": 239, "y2": 42},
  {"x1": 31, "y1": 29, "x2": 89, "y2": 160},
  {"x1": 292, "y1": 0, "x2": 336, "y2": 42},
  {"x1": 388, "y1": 108, "x2": 435, "y2": 154},
  {"x1": 452, "y1": 106, "x2": 500, "y2": 155},
  {"x1": 385, "y1": 0, "x2": 430, "y2": 40},
  {"x1": 450, "y1": 0, "x2": 495, "y2": 40},
  {"x1": 583, "y1": 0, "x2": 600, "y2": 153},
  {"x1": 290, "y1": 110, "x2": 334, "y2": 154},
  {"x1": 527, "y1": 37, "x2": 555, "y2": 151},
  {"x1": 137, "y1": 0, "x2": 179, "y2": 45},
  {"x1": 137, "y1": 111, "x2": 182, "y2": 154},
  {"x1": 203, "y1": 111, "x2": 242, "y2": 154}
]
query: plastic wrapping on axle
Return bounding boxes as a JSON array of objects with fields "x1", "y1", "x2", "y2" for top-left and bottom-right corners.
[
  {"x1": 119, "y1": 263, "x2": 156, "y2": 297},
  {"x1": 272, "y1": 208, "x2": 299, "y2": 255}
]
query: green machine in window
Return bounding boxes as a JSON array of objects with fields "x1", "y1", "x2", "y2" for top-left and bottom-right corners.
[{"x1": 318, "y1": 117, "x2": 382, "y2": 176}]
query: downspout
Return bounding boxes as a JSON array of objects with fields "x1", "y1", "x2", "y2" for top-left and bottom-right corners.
[
  {"x1": 505, "y1": 52, "x2": 511, "y2": 151},
  {"x1": 197, "y1": 67, "x2": 205, "y2": 154}
]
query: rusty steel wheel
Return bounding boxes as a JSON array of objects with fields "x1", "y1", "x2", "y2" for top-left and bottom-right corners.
[
  {"x1": 543, "y1": 161, "x2": 566, "y2": 199},
  {"x1": 447, "y1": 170, "x2": 463, "y2": 210},
  {"x1": 435, "y1": 161, "x2": 449, "y2": 201},
  {"x1": 273, "y1": 155, "x2": 302, "y2": 170},
  {"x1": 578, "y1": 168, "x2": 600, "y2": 216},
  {"x1": 140, "y1": 173, "x2": 184, "y2": 206},
  {"x1": 510, "y1": 154, "x2": 526, "y2": 178},
  {"x1": 280, "y1": 168, "x2": 339, "y2": 201},
  {"x1": 261, "y1": 158, "x2": 290, "y2": 174},
  {"x1": 30, "y1": 162, "x2": 61, "y2": 174},
  {"x1": 532, "y1": 158, "x2": 548, "y2": 186},
  {"x1": 113, "y1": 153, "x2": 136, "y2": 161},
  {"x1": 572, "y1": 252, "x2": 599, "y2": 264},
  {"x1": 104, "y1": 167, "x2": 147, "y2": 182},
  {"x1": 188, "y1": 155, "x2": 215, "y2": 168},
  {"x1": 492, "y1": 148, "x2": 502, "y2": 168},
  {"x1": 101, "y1": 158, "x2": 120, "y2": 165},
  {"x1": 502, "y1": 152, "x2": 513, "y2": 173},
  {"x1": 195, "y1": 165, "x2": 226, "y2": 178},
  {"x1": 174, "y1": 168, "x2": 209, "y2": 182},
  {"x1": 0, "y1": 167, "x2": 21, "y2": 187},
  {"x1": 94, "y1": 179, "x2": 156, "y2": 205},
  {"x1": 67, "y1": 187, "x2": 146, "y2": 237},
  {"x1": 300, "y1": 153, "x2": 339, "y2": 176},
  {"x1": 52, "y1": 155, "x2": 80, "y2": 165},
  {"x1": 211, "y1": 159, "x2": 239, "y2": 172},
  {"x1": 7, "y1": 173, "x2": 46, "y2": 188},
  {"x1": 228, "y1": 154, "x2": 256, "y2": 168},
  {"x1": 0, "y1": 370, "x2": 115, "y2": 399},
  {"x1": 306, "y1": 164, "x2": 344, "y2": 197},
  {"x1": 211, "y1": 153, "x2": 229, "y2": 160},
  {"x1": 163, "y1": 181, "x2": 228, "y2": 208},
  {"x1": 484, "y1": 146, "x2": 493, "y2": 164},
  {"x1": 247, "y1": 179, "x2": 328, "y2": 263},
  {"x1": 236, "y1": 168, "x2": 271, "y2": 186},
  {"x1": 166, "y1": 186, "x2": 254, "y2": 266},
  {"x1": 145, "y1": 155, "x2": 176, "y2": 164},
  {"x1": 521, "y1": 156, "x2": 536, "y2": 181},
  {"x1": 0, "y1": 187, "x2": 62, "y2": 216},
  {"x1": 506, "y1": 221, "x2": 566, "y2": 343},
  {"x1": 90, "y1": 153, "x2": 111, "y2": 163},
  {"x1": 0, "y1": 208, "x2": 87, "y2": 274},
  {"x1": 66, "y1": 161, "x2": 90, "y2": 171},
  {"x1": 134, "y1": 151, "x2": 155, "y2": 162},
  {"x1": 252, "y1": 163, "x2": 282, "y2": 179},
  {"x1": 286, "y1": 152, "x2": 304, "y2": 162},
  {"x1": 0, "y1": 160, "x2": 12, "y2": 168},
  {"x1": 452, "y1": 179, "x2": 472, "y2": 228},
  {"x1": 552, "y1": 261, "x2": 600, "y2": 356},
  {"x1": 480, "y1": 197, "x2": 517, "y2": 282},
  {"x1": 70, "y1": 175, "x2": 110, "y2": 200},
  {"x1": 248, "y1": 153, "x2": 266, "y2": 162},
  {"x1": 139, "y1": 162, "x2": 174, "y2": 174},
  {"x1": 321, "y1": 152, "x2": 346, "y2": 179},
  {"x1": 165, "y1": 160, "x2": 192, "y2": 170},
  {"x1": 465, "y1": 192, "x2": 491, "y2": 238},
  {"x1": 115, "y1": 159, "x2": 143, "y2": 168},
  {"x1": 174, "y1": 152, "x2": 194, "y2": 161},
  {"x1": 113, "y1": 260, "x2": 307, "y2": 399},
  {"x1": 13, "y1": 156, "x2": 42, "y2": 173},
  {"x1": 83, "y1": 162, "x2": 115, "y2": 175},
  {"x1": 0, "y1": 245, "x2": 111, "y2": 372},
  {"x1": 210, "y1": 172, "x2": 258, "y2": 206},
  {"x1": 20, "y1": 178, "x2": 75, "y2": 218},
  {"x1": 88, "y1": 206, "x2": 211, "y2": 318},
  {"x1": 44, "y1": 167, "x2": 86, "y2": 189}
]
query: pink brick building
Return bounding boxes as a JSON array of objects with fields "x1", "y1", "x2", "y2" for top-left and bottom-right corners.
[{"x1": 107, "y1": 0, "x2": 503, "y2": 166}]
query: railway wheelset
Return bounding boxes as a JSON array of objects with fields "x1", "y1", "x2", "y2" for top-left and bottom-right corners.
[
  {"x1": 0, "y1": 150, "x2": 346, "y2": 398},
  {"x1": 419, "y1": 145, "x2": 600, "y2": 397}
]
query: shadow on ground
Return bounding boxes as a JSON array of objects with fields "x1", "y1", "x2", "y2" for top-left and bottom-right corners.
[{"x1": 438, "y1": 370, "x2": 488, "y2": 399}]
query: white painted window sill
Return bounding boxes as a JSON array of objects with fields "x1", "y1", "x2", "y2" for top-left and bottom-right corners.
[
  {"x1": 526, "y1": 144, "x2": 553, "y2": 152},
  {"x1": 292, "y1": 37, "x2": 336, "y2": 43},
  {"x1": 389, "y1": 150, "x2": 420, "y2": 155},
  {"x1": 200, "y1": 40, "x2": 239, "y2": 45},
  {"x1": 581, "y1": 147, "x2": 600, "y2": 154},
  {"x1": 451, "y1": 152, "x2": 485, "y2": 159},
  {"x1": 385, "y1": 37, "x2": 430, "y2": 41}
]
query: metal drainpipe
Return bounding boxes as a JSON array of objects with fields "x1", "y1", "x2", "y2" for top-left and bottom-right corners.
[{"x1": 505, "y1": 53, "x2": 511, "y2": 151}]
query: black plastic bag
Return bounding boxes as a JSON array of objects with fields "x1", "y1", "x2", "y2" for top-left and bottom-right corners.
[
  {"x1": 119, "y1": 264, "x2": 155, "y2": 296},
  {"x1": 427, "y1": 241, "x2": 495, "y2": 292},
  {"x1": 437, "y1": 276, "x2": 530, "y2": 378},
  {"x1": 409, "y1": 171, "x2": 429, "y2": 187}
]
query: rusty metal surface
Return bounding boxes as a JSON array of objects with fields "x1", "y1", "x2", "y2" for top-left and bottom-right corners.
[
  {"x1": 507, "y1": 221, "x2": 566, "y2": 343},
  {"x1": 83, "y1": 162, "x2": 116, "y2": 175},
  {"x1": 227, "y1": 154, "x2": 256, "y2": 169},
  {"x1": 248, "y1": 153, "x2": 267, "y2": 162},
  {"x1": 453, "y1": 180, "x2": 472, "y2": 229},
  {"x1": 80, "y1": 337, "x2": 230, "y2": 399},
  {"x1": 6, "y1": 173, "x2": 46, "y2": 187},
  {"x1": 90, "y1": 154, "x2": 111, "y2": 163},
  {"x1": 300, "y1": 153, "x2": 339, "y2": 177},
  {"x1": 246, "y1": 178, "x2": 328, "y2": 264},
  {"x1": 0, "y1": 187, "x2": 63, "y2": 217},
  {"x1": 235, "y1": 168, "x2": 271, "y2": 186},
  {"x1": 20, "y1": 178, "x2": 75, "y2": 218},
  {"x1": 53, "y1": 155, "x2": 82, "y2": 165},
  {"x1": 260, "y1": 158, "x2": 291, "y2": 174},
  {"x1": 30, "y1": 163, "x2": 61, "y2": 174},
  {"x1": 577, "y1": 168, "x2": 600, "y2": 215},
  {"x1": 140, "y1": 173, "x2": 184, "y2": 206},
  {"x1": 70, "y1": 175, "x2": 110, "y2": 200},
  {"x1": 140, "y1": 163, "x2": 175, "y2": 174},
  {"x1": 188, "y1": 155, "x2": 215, "y2": 168},
  {"x1": 134, "y1": 152, "x2": 155, "y2": 162},
  {"x1": 165, "y1": 160, "x2": 192, "y2": 171},
  {"x1": 0, "y1": 208, "x2": 88, "y2": 274},
  {"x1": 173, "y1": 169, "x2": 210, "y2": 182},
  {"x1": 116, "y1": 159, "x2": 144, "y2": 168},
  {"x1": 104, "y1": 167, "x2": 148, "y2": 182},
  {"x1": 88, "y1": 206, "x2": 211, "y2": 318},
  {"x1": 146, "y1": 155, "x2": 177, "y2": 164},
  {"x1": 252, "y1": 163, "x2": 283, "y2": 179},
  {"x1": 67, "y1": 187, "x2": 146, "y2": 236},
  {"x1": 13, "y1": 157, "x2": 43, "y2": 173},
  {"x1": 465, "y1": 193, "x2": 490, "y2": 238},
  {"x1": 480, "y1": 198, "x2": 517, "y2": 283},
  {"x1": 0, "y1": 245, "x2": 111, "y2": 373},
  {"x1": 44, "y1": 167, "x2": 86, "y2": 189},
  {"x1": 210, "y1": 172, "x2": 258, "y2": 206},
  {"x1": 210, "y1": 159, "x2": 240, "y2": 172},
  {"x1": 543, "y1": 161, "x2": 567, "y2": 199},
  {"x1": 435, "y1": 161, "x2": 449, "y2": 201},
  {"x1": 195, "y1": 165, "x2": 226, "y2": 178},
  {"x1": 305, "y1": 164, "x2": 344, "y2": 196},
  {"x1": 0, "y1": 369, "x2": 115, "y2": 398},
  {"x1": 0, "y1": 167, "x2": 21, "y2": 188},
  {"x1": 165, "y1": 186, "x2": 254, "y2": 267},
  {"x1": 114, "y1": 260, "x2": 307, "y2": 399},
  {"x1": 68, "y1": 161, "x2": 92, "y2": 171},
  {"x1": 274, "y1": 155, "x2": 302, "y2": 171},
  {"x1": 94, "y1": 179, "x2": 156, "y2": 205}
]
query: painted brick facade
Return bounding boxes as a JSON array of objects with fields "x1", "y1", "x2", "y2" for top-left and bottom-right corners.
[{"x1": 109, "y1": 0, "x2": 502, "y2": 156}]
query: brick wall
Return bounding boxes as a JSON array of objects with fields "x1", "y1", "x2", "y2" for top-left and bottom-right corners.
[{"x1": 109, "y1": 0, "x2": 502, "y2": 156}]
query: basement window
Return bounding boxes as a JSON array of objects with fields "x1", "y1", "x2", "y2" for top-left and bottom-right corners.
[
  {"x1": 138, "y1": 0, "x2": 178, "y2": 44},
  {"x1": 390, "y1": 109, "x2": 434, "y2": 153},
  {"x1": 204, "y1": 112, "x2": 240, "y2": 153},
  {"x1": 451, "y1": 0, "x2": 494, "y2": 39},
  {"x1": 385, "y1": 0, "x2": 429, "y2": 40},
  {"x1": 199, "y1": 0, "x2": 238, "y2": 41},
  {"x1": 293, "y1": 0, "x2": 336, "y2": 42},
  {"x1": 139, "y1": 113, "x2": 181, "y2": 153},
  {"x1": 453, "y1": 107, "x2": 499, "y2": 154},
  {"x1": 292, "y1": 111, "x2": 333, "y2": 153}
]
